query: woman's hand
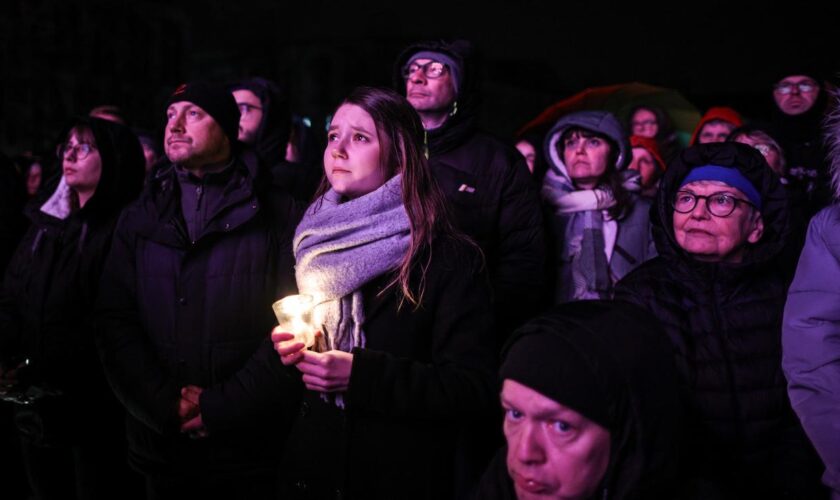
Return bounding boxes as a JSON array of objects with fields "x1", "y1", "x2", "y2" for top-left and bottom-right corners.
[
  {"x1": 272, "y1": 327, "x2": 306, "y2": 366},
  {"x1": 295, "y1": 350, "x2": 354, "y2": 393}
]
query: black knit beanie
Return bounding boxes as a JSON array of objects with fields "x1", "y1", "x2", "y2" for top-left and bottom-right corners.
[
  {"x1": 166, "y1": 81, "x2": 241, "y2": 144},
  {"x1": 499, "y1": 318, "x2": 612, "y2": 430}
]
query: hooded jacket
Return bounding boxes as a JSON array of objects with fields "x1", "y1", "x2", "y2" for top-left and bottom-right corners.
[
  {"x1": 689, "y1": 107, "x2": 743, "y2": 146},
  {"x1": 614, "y1": 142, "x2": 824, "y2": 498},
  {"x1": 767, "y1": 75, "x2": 832, "y2": 215},
  {"x1": 0, "y1": 117, "x2": 144, "y2": 418},
  {"x1": 393, "y1": 40, "x2": 544, "y2": 337},
  {"x1": 474, "y1": 300, "x2": 683, "y2": 500},
  {"x1": 232, "y1": 77, "x2": 320, "y2": 202},
  {"x1": 541, "y1": 111, "x2": 655, "y2": 303},
  {"x1": 782, "y1": 87, "x2": 840, "y2": 496}
]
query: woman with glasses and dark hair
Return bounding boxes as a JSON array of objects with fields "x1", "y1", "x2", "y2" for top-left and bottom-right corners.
[
  {"x1": 614, "y1": 142, "x2": 825, "y2": 498},
  {"x1": 271, "y1": 86, "x2": 496, "y2": 499},
  {"x1": 0, "y1": 117, "x2": 145, "y2": 499},
  {"x1": 541, "y1": 110, "x2": 655, "y2": 304}
]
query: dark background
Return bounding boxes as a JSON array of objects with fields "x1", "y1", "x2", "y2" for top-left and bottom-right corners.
[{"x1": 1, "y1": 0, "x2": 837, "y2": 156}]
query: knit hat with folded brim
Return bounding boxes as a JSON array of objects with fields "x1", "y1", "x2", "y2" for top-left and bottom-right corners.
[{"x1": 166, "y1": 81, "x2": 240, "y2": 145}]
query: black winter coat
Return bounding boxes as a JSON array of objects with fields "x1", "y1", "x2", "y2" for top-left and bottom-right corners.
[
  {"x1": 0, "y1": 118, "x2": 145, "y2": 437},
  {"x1": 95, "y1": 159, "x2": 301, "y2": 479},
  {"x1": 393, "y1": 40, "x2": 545, "y2": 339},
  {"x1": 279, "y1": 236, "x2": 497, "y2": 500},
  {"x1": 614, "y1": 143, "x2": 824, "y2": 499}
]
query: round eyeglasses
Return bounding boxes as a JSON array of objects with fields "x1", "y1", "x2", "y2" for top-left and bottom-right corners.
[
  {"x1": 57, "y1": 142, "x2": 96, "y2": 161},
  {"x1": 402, "y1": 61, "x2": 448, "y2": 80},
  {"x1": 673, "y1": 191, "x2": 756, "y2": 217}
]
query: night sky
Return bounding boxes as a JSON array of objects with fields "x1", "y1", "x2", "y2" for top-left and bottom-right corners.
[{"x1": 1, "y1": 0, "x2": 836, "y2": 156}]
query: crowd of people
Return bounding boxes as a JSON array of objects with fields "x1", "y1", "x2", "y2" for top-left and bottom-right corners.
[{"x1": 0, "y1": 38, "x2": 838, "y2": 500}]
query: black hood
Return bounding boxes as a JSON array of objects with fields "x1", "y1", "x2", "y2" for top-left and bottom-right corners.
[
  {"x1": 767, "y1": 81, "x2": 830, "y2": 146},
  {"x1": 500, "y1": 300, "x2": 682, "y2": 499},
  {"x1": 230, "y1": 77, "x2": 291, "y2": 167},
  {"x1": 42, "y1": 117, "x2": 145, "y2": 221},
  {"x1": 392, "y1": 39, "x2": 479, "y2": 154},
  {"x1": 653, "y1": 142, "x2": 791, "y2": 270}
]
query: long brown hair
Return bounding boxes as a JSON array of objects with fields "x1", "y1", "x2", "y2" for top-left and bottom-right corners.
[{"x1": 314, "y1": 86, "x2": 459, "y2": 307}]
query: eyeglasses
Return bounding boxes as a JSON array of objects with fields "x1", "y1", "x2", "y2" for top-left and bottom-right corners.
[
  {"x1": 56, "y1": 142, "x2": 96, "y2": 160},
  {"x1": 774, "y1": 81, "x2": 817, "y2": 95},
  {"x1": 402, "y1": 61, "x2": 448, "y2": 80},
  {"x1": 237, "y1": 103, "x2": 263, "y2": 116},
  {"x1": 673, "y1": 190, "x2": 756, "y2": 217}
]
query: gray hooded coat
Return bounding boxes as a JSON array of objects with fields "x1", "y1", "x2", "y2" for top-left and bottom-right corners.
[{"x1": 541, "y1": 111, "x2": 654, "y2": 303}]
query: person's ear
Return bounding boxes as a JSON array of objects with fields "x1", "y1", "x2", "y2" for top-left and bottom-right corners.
[{"x1": 746, "y1": 211, "x2": 764, "y2": 244}]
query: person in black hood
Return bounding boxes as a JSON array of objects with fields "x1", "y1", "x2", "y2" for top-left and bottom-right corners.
[
  {"x1": 393, "y1": 39, "x2": 545, "y2": 341},
  {"x1": 230, "y1": 77, "x2": 320, "y2": 202},
  {"x1": 474, "y1": 300, "x2": 684, "y2": 500},
  {"x1": 614, "y1": 142, "x2": 826, "y2": 499},
  {"x1": 0, "y1": 116, "x2": 145, "y2": 499},
  {"x1": 766, "y1": 67, "x2": 832, "y2": 216}
]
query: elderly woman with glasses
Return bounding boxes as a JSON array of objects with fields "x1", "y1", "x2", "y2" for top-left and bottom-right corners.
[{"x1": 614, "y1": 142, "x2": 825, "y2": 498}]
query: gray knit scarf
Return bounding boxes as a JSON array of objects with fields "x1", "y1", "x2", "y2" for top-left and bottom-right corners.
[
  {"x1": 294, "y1": 174, "x2": 410, "y2": 353},
  {"x1": 542, "y1": 168, "x2": 612, "y2": 301}
]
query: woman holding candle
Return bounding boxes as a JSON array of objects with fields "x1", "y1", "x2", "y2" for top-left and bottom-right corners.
[{"x1": 272, "y1": 86, "x2": 496, "y2": 499}]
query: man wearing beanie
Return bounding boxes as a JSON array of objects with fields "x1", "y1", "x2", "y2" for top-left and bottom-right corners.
[
  {"x1": 394, "y1": 41, "x2": 545, "y2": 497},
  {"x1": 474, "y1": 300, "x2": 684, "y2": 499},
  {"x1": 95, "y1": 81, "x2": 301, "y2": 499},
  {"x1": 393, "y1": 40, "x2": 545, "y2": 342},
  {"x1": 615, "y1": 142, "x2": 826, "y2": 498}
]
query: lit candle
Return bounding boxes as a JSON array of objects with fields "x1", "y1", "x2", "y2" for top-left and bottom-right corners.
[{"x1": 272, "y1": 294, "x2": 317, "y2": 348}]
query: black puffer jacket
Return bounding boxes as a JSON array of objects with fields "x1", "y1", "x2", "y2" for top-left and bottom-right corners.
[
  {"x1": 0, "y1": 118, "x2": 145, "y2": 426},
  {"x1": 393, "y1": 40, "x2": 545, "y2": 338},
  {"x1": 94, "y1": 158, "x2": 301, "y2": 478},
  {"x1": 614, "y1": 143, "x2": 824, "y2": 498}
]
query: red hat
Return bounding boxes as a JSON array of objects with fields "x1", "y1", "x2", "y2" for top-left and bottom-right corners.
[
  {"x1": 689, "y1": 107, "x2": 743, "y2": 145},
  {"x1": 630, "y1": 135, "x2": 666, "y2": 171}
]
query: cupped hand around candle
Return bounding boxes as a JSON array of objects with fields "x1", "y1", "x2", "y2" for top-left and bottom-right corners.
[
  {"x1": 295, "y1": 350, "x2": 354, "y2": 393},
  {"x1": 272, "y1": 327, "x2": 307, "y2": 366}
]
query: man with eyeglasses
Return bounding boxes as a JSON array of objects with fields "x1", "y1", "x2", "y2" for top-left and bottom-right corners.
[
  {"x1": 95, "y1": 81, "x2": 300, "y2": 499},
  {"x1": 768, "y1": 68, "x2": 831, "y2": 216},
  {"x1": 393, "y1": 39, "x2": 544, "y2": 337},
  {"x1": 615, "y1": 142, "x2": 826, "y2": 498},
  {"x1": 393, "y1": 38, "x2": 545, "y2": 496}
]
